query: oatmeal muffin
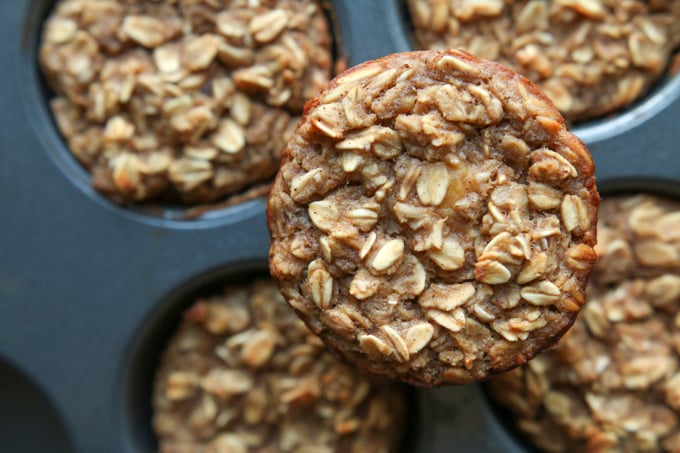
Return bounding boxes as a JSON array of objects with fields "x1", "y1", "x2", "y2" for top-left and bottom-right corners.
[
  {"x1": 409, "y1": 0, "x2": 680, "y2": 122},
  {"x1": 40, "y1": 0, "x2": 332, "y2": 204},
  {"x1": 268, "y1": 49, "x2": 599, "y2": 386},
  {"x1": 153, "y1": 278, "x2": 406, "y2": 453},
  {"x1": 487, "y1": 194, "x2": 680, "y2": 453}
]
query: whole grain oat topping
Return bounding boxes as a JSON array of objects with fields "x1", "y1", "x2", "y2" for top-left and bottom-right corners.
[
  {"x1": 268, "y1": 50, "x2": 599, "y2": 386},
  {"x1": 409, "y1": 0, "x2": 680, "y2": 122},
  {"x1": 487, "y1": 194, "x2": 680, "y2": 453},
  {"x1": 40, "y1": 0, "x2": 332, "y2": 204},
  {"x1": 153, "y1": 278, "x2": 405, "y2": 453}
]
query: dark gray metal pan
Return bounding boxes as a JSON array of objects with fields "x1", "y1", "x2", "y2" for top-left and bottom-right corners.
[{"x1": 1, "y1": 0, "x2": 678, "y2": 451}]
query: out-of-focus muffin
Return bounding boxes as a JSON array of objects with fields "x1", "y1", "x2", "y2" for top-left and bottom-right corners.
[
  {"x1": 409, "y1": 0, "x2": 680, "y2": 122},
  {"x1": 40, "y1": 0, "x2": 333, "y2": 204},
  {"x1": 153, "y1": 278, "x2": 406, "y2": 453}
]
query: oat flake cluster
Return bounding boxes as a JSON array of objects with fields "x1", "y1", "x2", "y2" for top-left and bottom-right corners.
[
  {"x1": 40, "y1": 0, "x2": 332, "y2": 204},
  {"x1": 153, "y1": 278, "x2": 405, "y2": 453},
  {"x1": 268, "y1": 50, "x2": 599, "y2": 386},
  {"x1": 488, "y1": 194, "x2": 680, "y2": 453},
  {"x1": 409, "y1": 0, "x2": 680, "y2": 122}
]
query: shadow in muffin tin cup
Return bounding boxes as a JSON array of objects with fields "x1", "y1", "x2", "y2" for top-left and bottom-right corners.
[{"x1": 0, "y1": 358, "x2": 74, "y2": 453}]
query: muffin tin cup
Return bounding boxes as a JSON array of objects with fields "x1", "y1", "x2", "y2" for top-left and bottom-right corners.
[{"x1": 2, "y1": 0, "x2": 679, "y2": 451}]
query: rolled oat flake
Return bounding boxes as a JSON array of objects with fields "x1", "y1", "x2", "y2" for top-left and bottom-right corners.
[{"x1": 268, "y1": 49, "x2": 600, "y2": 386}]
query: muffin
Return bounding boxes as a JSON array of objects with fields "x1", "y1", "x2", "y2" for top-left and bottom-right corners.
[
  {"x1": 40, "y1": 0, "x2": 332, "y2": 204},
  {"x1": 153, "y1": 278, "x2": 406, "y2": 453},
  {"x1": 268, "y1": 49, "x2": 599, "y2": 386}
]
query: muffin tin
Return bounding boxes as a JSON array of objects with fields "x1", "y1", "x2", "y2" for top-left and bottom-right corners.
[{"x1": 2, "y1": 0, "x2": 679, "y2": 451}]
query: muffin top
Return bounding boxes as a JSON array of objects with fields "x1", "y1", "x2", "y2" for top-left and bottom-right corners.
[
  {"x1": 153, "y1": 278, "x2": 406, "y2": 453},
  {"x1": 268, "y1": 49, "x2": 599, "y2": 386},
  {"x1": 40, "y1": 0, "x2": 333, "y2": 204}
]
